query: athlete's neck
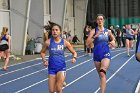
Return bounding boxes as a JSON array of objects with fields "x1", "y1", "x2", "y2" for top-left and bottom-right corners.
[
  {"x1": 54, "y1": 37, "x2": 61, "y2": 43},
  {"x1": 98, "y1": 26, "x2": 104, "y2": 31}
]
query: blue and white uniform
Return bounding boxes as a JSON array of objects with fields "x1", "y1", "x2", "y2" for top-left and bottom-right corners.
[
  {"x1": 126, "y1": 29, "x2": 134, "y2": 40},
  {"x1": 0, "y1": 35, "x2": 9, "y2": 51},
  {"x1": 48, "y1": 38, "x2": 66, "y2": 75},
  {"x1": 135, "y1": 29, "x2": 140, "y2": 61},
  {"x1": 1, "y1": 35, "x2": 8, "y2": 41},
  {"x1": 93, "y1": 27, "x2": 111, "y2": 62},
  {"x1": 136, "y1": 29, "x2": 140, "y2": 53}
]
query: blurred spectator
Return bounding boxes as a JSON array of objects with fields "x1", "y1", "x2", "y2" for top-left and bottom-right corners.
[
  {"x1": 116, "y1": 25, "x2": 122, "y2": 48},
  {"x1": 63, "y1": 31, "x2": 67, "y2": 39},
  {"x1": 121, "y1": 25, "x2": 126, "y2": 47},
  {"x1": 67, "y1": 31, "x2": 72, "y2": 43},
  {"x1": 109, "y1": 25, "x2": 116, "y2": 38},
  {"x1": 72, "y1": 35, "x2": 80, "y2": 44},
  {"x1": 83, "y1": 25, "x2": 91, "y2": 53},
  {"x1": 125, "y1": 24, "x2": 135, "y2": 56}
]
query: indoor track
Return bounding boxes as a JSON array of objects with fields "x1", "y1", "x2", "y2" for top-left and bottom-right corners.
[{"x1": 0, "y1": 48, "x2": 139, "y2": 93}]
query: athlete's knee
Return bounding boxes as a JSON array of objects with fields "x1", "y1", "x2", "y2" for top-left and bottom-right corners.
[
  {"x1": 99, "y1": 69, "x2": 106, "y2": 78},
  {"x1": 56, "y1": 87, "x2": 62, "y2": 93},
  {"x1": 49, "y1": 89, "x2": 55, "y2": 93},
  {"x1": 56, "y1": 82, "x2": 63, "y2": 92}
]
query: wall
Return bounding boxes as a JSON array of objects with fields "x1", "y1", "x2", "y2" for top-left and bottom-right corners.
[
  {"x1": 0, "y1": 10, "x2": 10, "y2": 34},
  {"x1": 64, "y1": 0, "x2": 74, "y2": 37},
  {"x1": 74, "y1": 0, "x2": 88, "y2": 42},
  {"x1": 10, "y1": 0, "x2": 44, "y2": 55},
  {"x1": 9, "y1": 0, "x2": 88, "y2": 55},
  {"x1": 28, "y1": 0, "x2": 44, "y2": 42},
  {"x1": 10, "y1": 0, "x2": 28, "y2": 55},
  {"x1": 51, "y1": 0, "x2": 66, "y2": 27},
  {"x1": 44, "y1": 0, "x2": 51, "y2": 25}
]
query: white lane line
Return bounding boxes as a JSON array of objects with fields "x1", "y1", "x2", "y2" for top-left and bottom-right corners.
[
  {"x1": 0, "y1": 59, "x2": 39, "y2": 69},
  {"x1": 35, "y1": 54, "x2": 70, "y2": 60},
  {"x1": 94, "y1": 54, "x2": 135, "y2": 93},
  {"x1": 15, "y1": 78, "x2": 49, "y2": 93},
  {"x1": 62, "y1": 51, "x2": 127, "y2": 89},
  {"x1": 0, "y1": 63, "x2": 42, "y2": 77},
  {"x1": 111, "y1": 51, "x2": 126, "y2": 59},
  {"x1": 0, "y1": 50, "x2": 84, "y2": 69},
  {"x1": 110, "y1": 48, "x2": 126, "y2": 52},
  {"x1": 0, "y1": 68, "x2": 47, "y2": 86},
  {"x1": 67, "y1": 59, "x2": 92, "y2": 71},
  {"x1": 63, "y1": 68, "x2": 96, "y2": 89},
  {"x1": 0, "y1": 48, "x2": 124, "y2": 70},
  {"x1": 15, "y1": 50, "x2": 126, "y2": 93},
  {"x1": 0, "y1": 54, "x2": 87, "y2": 77},
  {"x1": 135, "y1": 80, "x2": 140, "y2": 93},
  {"x1": 0, "y1": 54, "x2": 87, "y2": 86},
  {"x1": 15, "y1": 59, "x2": 92, "y2": 93}
]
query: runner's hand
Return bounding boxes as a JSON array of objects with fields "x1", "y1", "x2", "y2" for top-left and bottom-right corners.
[
  {"x1": 94, "y1": 31, "x2": 102, "y2": 39},
  {"x1": 43, "y1": 60, "x2": 48, "y2": 67},
  {"x1": 109, "y1": 40, "x2": 116, "y2": 48},
  {"x1": 72, "y1": 58, "x2": 76, "y2": 64}
]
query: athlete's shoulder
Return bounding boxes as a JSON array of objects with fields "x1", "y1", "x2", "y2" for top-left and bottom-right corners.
[{"x1": 64, "y1": 39, "x2": 69, "y2": 44}]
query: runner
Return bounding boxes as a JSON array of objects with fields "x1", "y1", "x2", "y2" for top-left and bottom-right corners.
[
  {"x1": 86, "y1": 14, "x2": 116, "y2": 93},
  {"x1": 40, "y1": 23, "x2": 77, "y2": 93}
]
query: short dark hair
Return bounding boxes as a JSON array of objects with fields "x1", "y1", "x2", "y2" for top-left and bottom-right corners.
[{"x1": 96, "y1": 14, "x2": 106, "y2": 20}]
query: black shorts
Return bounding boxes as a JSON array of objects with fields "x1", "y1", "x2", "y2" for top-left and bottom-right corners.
[
  {"x1": 126, "y1": 37, "x2": 133, "y2": 41},
  {"x1": 0, "y1": 44, "x2": 9, "y2": 51}
]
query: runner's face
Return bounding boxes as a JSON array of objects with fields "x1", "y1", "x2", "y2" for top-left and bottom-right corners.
[
  {"x1": 52, "y1": 26, "x2": 61, "y2": 38},
  {"x1": 96, "y1": 16, "x2": 104, "y2": 26},
  {"x1": 110, "y1": 26, "x2": 113, "y2": 29},
  {"x1": 127, "y1": 25, "x2": 131, "y2": 29}
]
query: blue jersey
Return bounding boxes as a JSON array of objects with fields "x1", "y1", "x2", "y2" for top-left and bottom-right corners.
[
  {"x1": 48, "y1": 38, "x2": 66, "y2": 70},
  {"x1": 136, "y1": 30, "x2": 140, "y2": 53},
  {"x1": 94, "y1": 27, "x2": 109, "y2": 46},
  {"x1": 93, "y1": 27, "x2": 110, "y2": 62},
  {"x1": 136, "y1": 30, "x2": 140, "y2": 61},
  {"x1": 1, "y1": 35, "x2": 8, "y2": 41},
  {"x1": 126, "y1": 29, "x2": 133, "y2": 39}
]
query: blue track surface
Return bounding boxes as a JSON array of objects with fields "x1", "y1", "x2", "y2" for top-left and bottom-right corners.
[{"x1": 0, "y1": 48, "x2": 139, "y2": 93}]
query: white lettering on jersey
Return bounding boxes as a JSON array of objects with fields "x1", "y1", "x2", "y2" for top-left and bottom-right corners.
[
  {"x1": 103, "y1": 32, "x2": 108, "y2": 36},
  {"x1": 57, "y1": 45, "x2": 64, "y2": 50},
  {"x1": 104, "y1": 53, "x2": 110, "y2": 57}
]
